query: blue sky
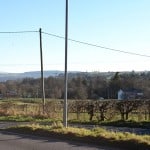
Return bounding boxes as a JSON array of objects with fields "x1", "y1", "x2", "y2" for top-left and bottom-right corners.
[{"x1": 0, "y1": 0, "x2": 150, "y2": 73}]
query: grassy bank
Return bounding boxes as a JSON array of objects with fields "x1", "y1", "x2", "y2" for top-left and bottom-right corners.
[
  {"x1": 0, "y1": 115, "x2": 150, "y2": 129},
  {"x1": 3, "y1": 123, "x2": 150, "y2": 150},
  {"x1": 69, "y1": 119, "x2": 150, "y2": 129}
]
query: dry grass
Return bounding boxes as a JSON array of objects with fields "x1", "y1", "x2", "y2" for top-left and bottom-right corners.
[{"x1": 5, "y1": 123, "x2": 150, "y2": 150}]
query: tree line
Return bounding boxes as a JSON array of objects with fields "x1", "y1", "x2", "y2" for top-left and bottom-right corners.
[{"x1": 0, "y1": 71, "x2": 150, "y2": 99}]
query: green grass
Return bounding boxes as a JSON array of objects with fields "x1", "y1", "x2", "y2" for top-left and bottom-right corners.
[
  {"x1": 0, "y1": 115, "x2": 35, "y2": 122},
  {"x1": 0, "y1": 115, "x2": 60, "y2": 123},
  {"x1": 4, "y1": 123, "x2": 150, "y2": 150}
]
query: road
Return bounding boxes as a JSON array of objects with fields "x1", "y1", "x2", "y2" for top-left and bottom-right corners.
[{"x1": 0, "y1": 131, "x2": 117, "y2": 150}]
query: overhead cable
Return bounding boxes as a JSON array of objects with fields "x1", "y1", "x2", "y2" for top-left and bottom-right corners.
[
  {"x1": 0, "y1": 31, "x2": 38, "y2": 34},
  {"x1": 42, "y1": 31, "x2": 150, "y2": 58},
  {"x1": 0, "y1": 30, "x2": 150, "y2": 58}
]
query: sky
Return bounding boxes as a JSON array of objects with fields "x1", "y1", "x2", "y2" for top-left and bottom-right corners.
[{"x1": 0, "y1": 0, "x2": 150, "y2": 73}]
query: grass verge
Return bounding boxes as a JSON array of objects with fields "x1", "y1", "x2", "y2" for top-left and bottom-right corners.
[
  {"x1": 3, "y1": 123, "x2": 150, "y2": 150},
  {"x1": 69, "y1": 119, "x2": 150, "y2": 129},
  {"x1": 0, "y1": 115, "x2": 57, "y2": 123},
  {"x1": 0, "y1": 115, "x2": 150, "y2": 129}
]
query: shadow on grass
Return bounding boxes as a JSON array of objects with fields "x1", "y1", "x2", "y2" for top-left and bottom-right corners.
[
  {"x1": 69, "y1": 119, "x2": 150, "y2": 129},
  {"x1": 2, "y1": 127, "x2": 150, "y2": 150}
]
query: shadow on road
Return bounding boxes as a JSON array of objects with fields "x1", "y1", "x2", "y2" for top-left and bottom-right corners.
[{"x1": 0, "y1": 131, "x2": 117, "y2": 150}]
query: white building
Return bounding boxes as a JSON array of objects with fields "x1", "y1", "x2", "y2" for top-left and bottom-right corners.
[{"x1": 118, "y1": 89, "x2": 124, "y2": 100}]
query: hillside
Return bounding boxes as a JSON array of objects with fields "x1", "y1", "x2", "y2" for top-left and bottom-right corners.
[
  {"x1": 0, "y1": 71, "x2": 64, "y2": 81},
  {"x1": 0, "y1": 70, "x2": 148, "y2": 82}
]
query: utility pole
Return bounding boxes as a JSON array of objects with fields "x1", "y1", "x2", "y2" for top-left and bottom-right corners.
[
  {"x1": 63, "y1": 0, "x2": 68, "y2": 128},
  {"x1": 39, "y1": 28, "x2": 45, "y2": 114}
]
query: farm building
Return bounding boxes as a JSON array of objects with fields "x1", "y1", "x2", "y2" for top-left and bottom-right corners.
[
  {"x1": 6, "y1": 90, "x2": 18, "y2": 98},
  {"x1": 0, "y1": 94, "x2": 3, "y2": 99},
  {"x1": 118, "y1": 89, "x2": 143, "y2": 100}
]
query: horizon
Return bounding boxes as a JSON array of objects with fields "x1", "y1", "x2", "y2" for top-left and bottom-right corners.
[{"x1": 0, "y1": 69, "x2": 149, "y2": 74}]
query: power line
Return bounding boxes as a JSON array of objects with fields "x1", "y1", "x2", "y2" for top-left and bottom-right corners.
[
  {"x1": 0, "y1": 30, "x2": 150, "y2": 58},
  {"x1": 42, "y1": 31, "x2": 65, "y2": 39},
  {"x1": 68, "y1": 39, "x2": 150, "y2": 58},
  {"x1": 0, "y1": 31, "x2": 38, "y2": 34},
  {"x1": 42, "y1": 31, "x2": 150, "y2": 58},
  {"x1": 0, "y1": 64, "x2": 40, "y2": 66},
  {"x1": 0, "y1": 63, "x2": 64, "y2": 66}
]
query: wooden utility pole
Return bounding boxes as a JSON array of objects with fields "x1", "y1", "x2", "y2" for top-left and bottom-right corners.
[
  {"x1": 63, "y1": 0, "x2": 68, "y2": 128},
  {"x1": 39, "y1": 28, "x2": 45, "y2": 113}
]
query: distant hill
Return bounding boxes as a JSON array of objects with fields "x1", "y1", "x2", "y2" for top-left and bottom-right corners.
[
  {"x1": 0, "y1": 70, "x2": 65, "y2": 81},
  {"x1": 0, "y1": 70, "x2": 114, "y2": 81},
  {"x1": 0, "y1": 70, "x2": 148, "y2": 82}
]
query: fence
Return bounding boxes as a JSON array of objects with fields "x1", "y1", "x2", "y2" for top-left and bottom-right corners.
[{"x1": 0, "y1": 99, "x2": 149, "y2": 121}]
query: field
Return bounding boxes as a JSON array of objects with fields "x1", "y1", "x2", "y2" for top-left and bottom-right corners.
[
  {"x1": 0, "y1": 98, "x2": 149, "y2": 149},
  {"x1": 0, "y1": 98, "x2": 149, "y2": 126}
]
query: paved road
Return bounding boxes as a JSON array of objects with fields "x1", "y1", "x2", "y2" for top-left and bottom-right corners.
[{"x1": 0, "y1": 131, "x2": 117, "y2": 150}]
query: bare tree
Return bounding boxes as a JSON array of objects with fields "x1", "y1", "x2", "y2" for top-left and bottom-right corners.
[
  {"x1": 95, "y1": 100, "x2": 116, "y2": 121},
  {"x1": 116, "y1": 100, "x2": 141, "y2": 120}
]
